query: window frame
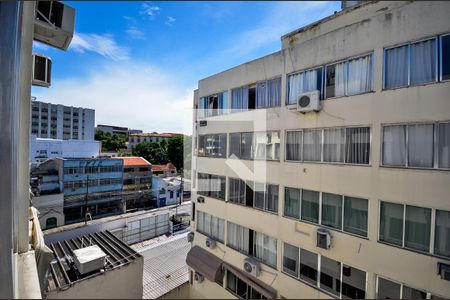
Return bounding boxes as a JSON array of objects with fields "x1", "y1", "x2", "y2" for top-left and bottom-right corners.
[
  {"x1": 286, "y1": 65, "x2": 325, "y2": 105},
  {"x1": 375, "y1": 275, "x2": 434, "y2": 299},
  {"x1": 380, "y1": 121, "x2": 450, "y2": 171},
  {"x1": 440, "y1": 33, "x2": 450, "y2": 82},
  {"x1": 383, "y1": 36, "x2": 439, "y2": 90},
  {"x1": 228, "y1": 131, "x2": 281, "y2": 161},
  {"x1": 196, "y1": 210, "x2": 225, "y2": 243},
  {"x1": 197, "y1": 133, "x2": 228, "y2": 158},
  {"x1": 198, "y1": 90, "x2": 230, "y2": 119}
]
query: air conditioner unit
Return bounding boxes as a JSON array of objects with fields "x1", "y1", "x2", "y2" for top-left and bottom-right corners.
[
  {"x1": 205, "y1": 237, "x2": 216, "y2": 249},
  {"x1": 438, "y1": 262, "x2": 450, "y2": 281},
  {"x1": 32, "y1": 53, "x2": 52, "y2": 87},
  {"x1": 194, "y1": 272, "x2": 204, "y2": 283},
  {"x1": 187, "y1": 231, "x2": 194, "y2": 243},
  {"x1": 297, "y1": 90, "x2": 321, "y2": 113},
  {"x1": 34, "y1": 1, "x2": 75, "y2": 50},
  {"x1": 243, "y1": 257, "x2": 261, "y2": 277},
  {"x1": 317, "y1": 228, "x2": 331, "y2": 249},
  {"x1": 197, "y1": 196, "x2": 205, "y2": 203}
]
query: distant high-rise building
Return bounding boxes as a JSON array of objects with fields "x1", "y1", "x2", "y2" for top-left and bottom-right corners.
[
  {"x1": 96, "y1": 124, "x2": 129, "y2": 136},
  {"x1": 30, "y1": 99, "x2": 95, "y2": 140}
]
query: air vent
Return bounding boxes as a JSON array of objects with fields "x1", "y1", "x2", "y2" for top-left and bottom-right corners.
[
  {"x1": 438, "y1": 262, "x2": 450, "y2": 281},
  {"x1": 317, "y1": 228, "x2": 331, "y2": 249},
  {"x1": 32, "y1": 53, "x2": 52, "y2": 87}
]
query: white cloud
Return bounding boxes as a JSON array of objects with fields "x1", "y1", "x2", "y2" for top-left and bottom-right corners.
[
  {"x1": 126, "y1": 26, "x2": 146, "y2": 40},
  {"x1": 32, "y1": 61, "x2": 193, "y2": 135},
  {"x1": 140, "y1": 2, "x2": 161, "y2": 19},
  {"x1": 70, "y1": 32, "x2": 130, "y2": 61},
  {"x1": 165, "y1": 16, "x2": 176, "y2": 26}
]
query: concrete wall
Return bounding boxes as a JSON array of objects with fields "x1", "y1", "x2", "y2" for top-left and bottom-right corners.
[
  {"x1": 191, "y1": 1, "x2": 450, "y2": 299},
  {"x1": 46, "y1": 256, "x2": 144, "y2": 299}
]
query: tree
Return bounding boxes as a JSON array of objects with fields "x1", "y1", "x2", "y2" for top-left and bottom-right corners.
[
  {"x1": 167, "y1": 136, "x2": 184, "y2": 171},
  {"x1": 132, "y1": 141, "x2": 168, "y2": 164},
  {"x1": 95, "y1": 131, "x2": 127, "y2": 152}
]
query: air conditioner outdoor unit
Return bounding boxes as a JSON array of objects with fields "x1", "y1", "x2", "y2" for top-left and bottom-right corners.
[
  {"x1": 197, "y1": 196, "x2": 205, "y2": 203},
  {"x1": 194, "y1": 272, "x2": 204, "y2": 283},
  {"x1": 243, "y1": 257, "x2": 261, "y2": 277},
  {"x1": 297, "y1": 90, "x2": 321, "y2": 113},
  {"x1": 72, "y1": 245, "x2": 106, "y2": 275},
  {"x1": 32, "y1": 53, "x2": 52, "y2": 87},
  {"x1": 205, "y1": 237, "x2": 216, "y2": 249},
  {"x1": 34, "y1": 1, "x2": 75, "y2": 50},
  {"x1": 317, "y1": 228, "x2": 331, "y2": 249},
  {"x1": 187, "y1": 231, "x2": 194, "y2": 243},
  {"x1": 438, "y1": 262, "x2": 450, "y2": 281}
]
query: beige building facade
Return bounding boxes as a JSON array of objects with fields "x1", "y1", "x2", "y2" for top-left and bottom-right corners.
[{"x1": 188, "y1": 1, "x2": 450, "y2": 299}]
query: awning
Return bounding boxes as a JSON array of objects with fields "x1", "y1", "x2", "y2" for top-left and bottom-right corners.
[
  {"x1": 186, "y1": 245, "x2": 223, "y2": 283},
  {"x1": 222, "y1": 262, "x2": 277, "y2": 299}
]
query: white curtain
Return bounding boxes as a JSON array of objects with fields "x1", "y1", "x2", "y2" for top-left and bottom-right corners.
[
  {"x1": 286, "y1": 131, "x2": 302, "y2": 161},
  {"x1": 254, "y1": 132, "x2": 267, "y2": 159},
  {"x1": 288, "y1": 69, "x2": 319, "y2": 104},
  {"x1": 231, "y1": 87, "x2": 249, "y2": 111},
  {"x1": 227, "y1": 222, "x2": 249, "y2": 253},
  {"x1": 410, "y1": 38, "x2": 436, "y2": 85},
  {"x1": 303, "y1": 129, "x2": 322, "y2": 161},
  {"x1": 335, "y1": 62, "x2": 346, "y2": 97},
  {"x1": 266, "y1": 131, "x2": 280, "y2": 160},
  {"x1": 323, "y1": 128, "x2": 345, "y2": 162},
  {"x1": 347, "y1": 55, "x2": 372, "y2": 95},
  {"x1": 385, "y1": 45, "x2": 409, "y2": 88},
  {"x1": 345, "y1": 127, "x2": 370, "y2": 164},
  {"x1": 267, "y1": 77, "x2": 281, "y2": 107},
  {"x1": 408, "y1": 124, "x2": 434, "y2": 168},
  {"x1": 256, "y1": 81, "x2": 268, "y2": 108},
  {"x1": 383, "y1": 125, "x2": 406, "y2": 166},
  {"x1": 197, "y1": 211, "x2": 204, "y2": 233},
  {"x1": 439, "y1": 122, "x2": 450, "y2": 168},
  {"x1": 254, "y1": 232, "x2": 277, "y2": 267}
]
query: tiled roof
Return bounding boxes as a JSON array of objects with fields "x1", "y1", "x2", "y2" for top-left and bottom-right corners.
[
  {"x1": 152, "y1": 163, "x2": 176, "y2": 171},
  {"x1": 113, "y1": 156, "x2": 151, "y2": 167},
  {"x1": 134, "y1": 233, "x2": 190, "y2": 299},
  {"x1": 129, "y1": 133, "x2": 182, "y2": 138}
]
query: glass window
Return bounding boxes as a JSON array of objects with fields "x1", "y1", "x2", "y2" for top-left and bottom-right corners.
[
  {"x1": 438, "y1": 122, "x2": 450, "y2": 168},
  {"x1": 303, "y1": 129, "x2": 322, "y2": 161},
  {"x1": 254, "y1": 232, "x2": 277, "y2": 267},
  {"x1": 257, "y1": 77, "x2": 281, "y2": 108},
  {"x1": 321, "y1": 193, "x2": 343, "y2": 229},
  {"x1": 320, "y1": 256, "x2": 341, "y2": 297},
  {"x1": 46, "y1": 217, "x2": 57, "y2": 229},
  {"x1": 266, "y1": 132, "x2": 280, "y2": 160},
  {"x1": 231, "y1": 86, "x2": 249, "y2": 110},
  {"x1": 301, "y1": 189, "x2": 319, "y2": 223},
  {"x1": 229, "y1": 178, "x2": 246, "y2": 205},
  {"x1": 254, "y1": 132, "x2": 267, "y2": 160},
  {"x1": 324, "y1": 128, "x2": 345, "y2": 162},
  {"x1": 377, "y1": 277, "x2": 401, "y2": 299},
  {"x1": 284, "y1": 187, "x2": 301, "y2": 219},
  {"x1": 229, "y1": 133, "x2": 241, "y2": 158},
  {"x1": 283, "y1": 243, "x2": 299, "y2": 277},
  {"x1": 227, "y1": 222, "x2": 249, "y2": 253},
  {"x1": 384, "y1": 45, "x2": 409, "y2": 89},
  {"x1": 408, "y1": 124, "x2": 434, "y2": 168},
  {"x1": 347, "y1": 55, "x2": 373, "y2": 95},
  {"x1": 402, "y1": 286, "x2": 428, "y2": 300},
  {"x1": 254, "y1": 182, "x2": 266, "y2": 210},
  {"x1": 325, "y1": 64, "x2": 336, "y2": 98},
  {"x1": 226, "y1": 271, "x2": 237, "y2": 294},
  {"x1": 299, "y1": 248, "x2": 318, "y2": 285},
  {"x1": 341, "y1": 265, "x2": 366, "y2": 299},
  {"x1": 241, "y1": 133, "x2": 254, "y2": 159},
  {"x1": 380, "y1": 202, "x2": 404, "y2": 246},
  {"x1": 288, "y1": 67, "x2": 323, "y2": 104},
  {"x1": 286, "y1": 131, "x2": 302, "y2": 161},
  {"x1": 404, "y1": 206, "x2": 431, "y2": 252},
  {"x1": 410, "y1": 38, "x2": 437, "y2": 85},
  {"x1": 267, "y1": 184, "x2": 279, "y2": 213},
  {"x1": 345, "y1": 127, "x2": 370, "y2": 164},
  {"x1": 442, "y1": 35, "x2": 450, "y2": 81},
  {"x1": 434, "y1": 210, "x2": 450, "y2": 258},
  {"x1": 343, "y1": 196, "x2": 368, "y2": 237},
  {"x1": 383, "y1": 125, "x2": 407, "y2": 166}
]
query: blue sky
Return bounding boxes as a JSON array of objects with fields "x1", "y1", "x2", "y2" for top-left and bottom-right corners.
[{"x1": 32, "y1": 1, "x2": 341, "y2": 134}]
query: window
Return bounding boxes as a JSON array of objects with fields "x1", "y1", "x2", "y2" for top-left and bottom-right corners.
[
  {"x1": 303, "y1": 129, "x2": 322, "y2": 161},
  {"x1": 377, "y1": 276, "x2": 432, "y2": 299},
  {"x1": 301, "y1": 190, "x2": 319, "y2": 223},
  {"x1": 283, "y1": 188, "x2": 368, "y2": 238},
  {"x1": 384, "y1": 38, "x2": 437, "y2": 89},
  {"x1": 228, "y1": 177, "x2": 246, "y2": 205},
  {"x1": 382, "y1": 125, "x2": 407, "y2": 166},
  {"x1": 343, "y1": 196, "x2": 368, "y2": 237},
  {"x1": 229, "y1": 132, "x2": 280, "y2": 160},
  {"x1": 408, "y1": 124, "x2": 434, "y2": 168},
  {"x1": 253, "y1": 182, "x2": 278, "y2": 213},
  {"x1": 253, "y1": 232, "x2": 277, "y2": 267},
  {"x1": 285, "y1": 131, "x2": 302, "y2": 161},
  {"x1": 46, "y1": 217, "x2": 57, "y2": 229},
  {"x1": 283, "y1": 242, "x2": 366, "y2": 299},
  {"x1": 231, "y1": 86, "x2": 249, "y2": 110},
  {"x1": 196, "y1": 211, "x2": 225, "y2": 242},
  {"x1": 287, "y1": 67, "x2": 323, "y2": 104},
  {"x1": 197, "y1": 173, "x2": 226, "y2": 200},
  {"x1": 198, "y1": 91, "x2": 229, "y2": 118},
  {"x1": 256, "y1": 77, "x2": 281, "y2": 108},
  {"x1": 379, "y1": 202, "x2": 403, "y2": 246},
  {"x1": 226, "y1": 270, "x2": 266, "y2": 299},
  {"x1": 326, "y1": 54, "x2": 373, "y2": 98},
  {"x1": 324, "y1": 128, "x2": 345, "y2": 162},
  {"x1": 435, "y1": 210, "x2": 450, "y2": 257},
  {"x1": 227, "y1": 222, "x2": 250, "y2": 254},
  {"x1": 198, "y1": 134, "x2": 227, "y2": 157},
  {"x1": 345, "y1": 127, "x2": 370, "y2": 164},
  {"x1": 438, "y1": 122, "x2": 450, "y2": 168},
  {"x1": 441, "y1": 34, "x2": 450, "y2": 81}
]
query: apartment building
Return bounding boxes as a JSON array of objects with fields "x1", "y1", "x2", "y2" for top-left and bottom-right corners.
[
  {"x1": 188, "y1": 1, "x2": 450, "y2": 299},
  {"x1": 96, "y1": 124, "x2": 129, "y2": 136},
  {"x1": 128, "y1": 132, "x2": 181, "y2": 149},
  {"x1": 30, "y1": 99, "x2": 95, "y2": 140}
]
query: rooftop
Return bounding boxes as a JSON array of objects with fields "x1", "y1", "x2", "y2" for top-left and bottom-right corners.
[
  {"x1": 152, "y1": 163, "x2": 177, "y2": 172},
  {"x1": 129, "y1": 133, "x2": 182, "y2": 138},
  {"x1": 113, "y1": 156, "x2": 151, "y2": 167}
]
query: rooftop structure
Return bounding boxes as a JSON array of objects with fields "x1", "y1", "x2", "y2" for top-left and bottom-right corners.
[
  {"x1": 128, "y1": 132, "x2": 182, "y2": 149},
  {"x1": 44, "y1": 230, "x2": 143, "y2": 298},
  {"x1": 152, "y1": 162, "x2": 177, "y2": 177}
]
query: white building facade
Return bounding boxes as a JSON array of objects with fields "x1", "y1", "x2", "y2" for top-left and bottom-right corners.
[{"x1": 30, "y1": 99, "x2": 95, "y2": 140}]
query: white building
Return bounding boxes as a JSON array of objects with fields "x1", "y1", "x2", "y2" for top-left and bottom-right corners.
[
  {"x1": 30, "y1": 99, "x2": 95, "y2": 140},
  {"x1": 152, "y1": 176, "x2": 182, "y2": 207},
  {"x1": 29, "y1": 134, "x2": 100, "y2": 163}
]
